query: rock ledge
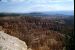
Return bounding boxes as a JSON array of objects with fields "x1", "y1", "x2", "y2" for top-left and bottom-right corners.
[{"x1": 0, "y1": 31, "x2": 27, "y2": 50}]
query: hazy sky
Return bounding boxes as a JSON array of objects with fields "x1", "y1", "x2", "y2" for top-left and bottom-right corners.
[{"x1": 0, "y1": 0, "x2": 74, "y2": 13}]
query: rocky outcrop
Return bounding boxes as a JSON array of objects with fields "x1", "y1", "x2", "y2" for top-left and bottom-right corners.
[{"x1": 0, "y1": 31, "x2": 27, "y2": 50}]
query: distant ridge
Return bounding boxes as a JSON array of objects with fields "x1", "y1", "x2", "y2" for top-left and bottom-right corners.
[{"x1": 0, "y1": 11, "x2": 74, "y2": 16}]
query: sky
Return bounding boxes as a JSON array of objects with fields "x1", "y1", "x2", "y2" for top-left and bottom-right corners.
[{"x1": 0, "y1": 0, "x2": 74, "y2": 13}]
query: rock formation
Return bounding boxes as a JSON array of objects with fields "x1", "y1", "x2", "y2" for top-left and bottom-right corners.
[{"x1": 0, "y1": 31, "x2": 27, "y2": 50}]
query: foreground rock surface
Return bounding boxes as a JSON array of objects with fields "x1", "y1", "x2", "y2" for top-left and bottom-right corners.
[{"x1": 0, "y1": 31, "x2": 27, "y2": 50}]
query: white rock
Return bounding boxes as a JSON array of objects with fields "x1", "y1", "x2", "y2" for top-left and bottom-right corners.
[{"x1": 0, "y1": 31, "x2": 27, "y2": 50}]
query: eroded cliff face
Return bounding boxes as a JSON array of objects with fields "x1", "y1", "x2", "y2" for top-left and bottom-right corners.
[
  {"x1": 0, "y1": 16, "x2": 65, "y2": 50},
  {"x1": 0, "y1": 31, "x2": 27, "y2": 50}
]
